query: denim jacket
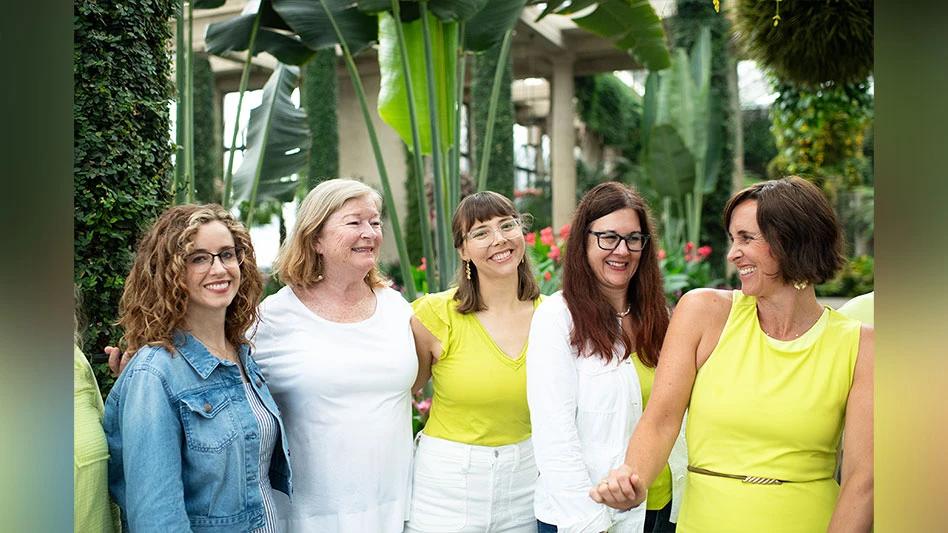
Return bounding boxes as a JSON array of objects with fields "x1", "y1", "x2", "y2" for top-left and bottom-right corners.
[{"x1": 104, "y1": 332, "x2": 292, "y2": 532}]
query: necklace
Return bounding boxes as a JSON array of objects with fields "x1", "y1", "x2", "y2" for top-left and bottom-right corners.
[
  {"x1": 190, "y1": 331, "x2": 234, "y2": 362},
  {"x1": 616, "y1": 304, "x2": 632, "y2": 318}
]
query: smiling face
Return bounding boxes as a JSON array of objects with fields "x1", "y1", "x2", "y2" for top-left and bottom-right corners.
[
  {"x1": 726, "y1": 200, "x2": 782, "y2": 296},
  {"x1": 184, "y1": 221, "x2": 241, "y2": 319},
  {"x1": 458, "y1": 215, "x2": 525, "y2": 281},
  {"x1": 314, "y1": 195, "x2": 383, "y2": 279},
  {"x1": 586, "y1": 207, "x2": 642, "y2": 298}
]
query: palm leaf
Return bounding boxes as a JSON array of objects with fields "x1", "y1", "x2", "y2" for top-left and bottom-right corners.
[
  {"x1": 273, "y1": 0, "x2": 379, "y2": 54},
  {"x1": 231, "y1": 64, "x2": 310, "y2": 214}
]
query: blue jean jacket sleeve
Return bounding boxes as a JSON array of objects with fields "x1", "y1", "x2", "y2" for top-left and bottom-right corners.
[{"x1": 106, "y1": 365, "x2": 192, "y2": 532}]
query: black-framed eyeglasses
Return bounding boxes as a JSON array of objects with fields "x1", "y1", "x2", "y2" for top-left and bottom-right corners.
[
  {"x1": 588, "y1": 230, "x2": 650, "y2": 252},
  {"x1": 184, "y1": 246, "x2": 245, "y2": 273},
  {"x1": 465, "y1": 218, "x2": 524, "y2": 248}
]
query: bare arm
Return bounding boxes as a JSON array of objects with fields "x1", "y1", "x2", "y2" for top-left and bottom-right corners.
[
  {"x1": 828, "y1": 325, "x2": 874, "y2": 532},
  {"x1": 410, "y1": 316, "x2": 441, "y2": 394},
  {"x1": 592, "y1": 289, "x2": 730, "y2": 508}
]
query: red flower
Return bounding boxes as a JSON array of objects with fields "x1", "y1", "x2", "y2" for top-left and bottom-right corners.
[
  {"x1": 412, "y1": 397, "x2": 432, "y2": 416},
  {"x1": 525, "y1": 232, "x2": 536, "y2": 246},
  {"x1": 547, "y1": 244, "x2": 561, "y2": 261},
  {"x1": 697, "y1": 245, "x2": 712, "y2": 259},
  {"x1": 544, "y1": 271, "x2": 552, "y2": 282},
  {"x1": 658, "y1": 249, "x2": 667, "y2": 260},
  {"x1": 559, "y1": 223, "x2": 571, "y2": 241},
  {"x1": 540, "y1": 227, "x2": 555, "y2": 246},
  {"x1": 417, "y1": 257, "x2": 426, "y2": 271},
  {"x1": 684, "y1": 242, "x2": 695, "y2": 253}
]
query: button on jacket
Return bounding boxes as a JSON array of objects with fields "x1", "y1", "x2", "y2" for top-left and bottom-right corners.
[{"x1": 104, "y1": 332, "x2": 292, "y2": 532}]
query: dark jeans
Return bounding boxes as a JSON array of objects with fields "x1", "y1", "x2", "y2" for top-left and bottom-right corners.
[
  {"x1": 537, "y1": 500, "x2": 676, "y2": 533},
  {"x1": 536, "y1": 520, "x2": 557, "y2": 533},
  {"x1": 644, "y1": 501, "x2": 676, "y2": 533}
]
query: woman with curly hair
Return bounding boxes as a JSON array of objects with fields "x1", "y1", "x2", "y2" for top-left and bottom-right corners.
[{"x1": 103, "y1": 204, "x2": 292, "y2": 532}]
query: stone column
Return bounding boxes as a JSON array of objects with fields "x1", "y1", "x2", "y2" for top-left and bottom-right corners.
[{"x1": 550, "y1": 56, "x2": 576, "y2": 230}]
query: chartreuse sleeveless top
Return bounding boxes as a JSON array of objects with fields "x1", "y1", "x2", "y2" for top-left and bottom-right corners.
[
  {"x1": 630, "y1": 355, "x2": 673, "y2": 511},
  {"x1": 413, "y1": 289, "x2": 541, "y2": 446},
  {"x1": 678, "y1": 290, "x2": 861, "y2": 533}
]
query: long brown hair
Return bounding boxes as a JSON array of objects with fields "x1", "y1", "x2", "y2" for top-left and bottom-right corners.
[
  {"x1": 562, "y1": 182, "x2": 668, "y2": 366},
  {"x1": 117, "y1": 204, "x2": 263, "y2": 355},
  {"x1": 451, "y1": 191, "x2": 540, "y2": 313}
]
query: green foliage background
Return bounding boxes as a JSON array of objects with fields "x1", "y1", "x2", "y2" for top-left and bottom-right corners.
[
  {"x1": 193, "y1": 52, "x2": 221, "y2": 204},
  {"x1": 303, "y1": 50, "x2": 340, "y2": 189},
  {"x1": 74, "y1": 0, "x2": 177, "y2": 392},
  {"x1": 471, "y1": 40, "x2": 516, "y2": 199}
]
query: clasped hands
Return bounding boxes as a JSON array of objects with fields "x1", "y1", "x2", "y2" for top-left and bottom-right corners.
[{"x1": 588, "y1": 463, "x2": 647, "y2": 511}]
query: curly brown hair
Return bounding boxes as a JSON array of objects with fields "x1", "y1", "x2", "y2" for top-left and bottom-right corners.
[
  {"x1": 562, "y1": 182, "x2": 669, "y2": 367},
  {"x1": 117, "y1": 204, "x2": 263, "y2": 355}
]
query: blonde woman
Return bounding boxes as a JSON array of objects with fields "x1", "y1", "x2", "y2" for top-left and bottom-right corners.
[{"x1": 252, "y1": 179, "x2": 417, "y2": 532}]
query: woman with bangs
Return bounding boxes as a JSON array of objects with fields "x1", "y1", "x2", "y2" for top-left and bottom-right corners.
[
  {"x1": 527, "y1": 182, "x2": 686, "y2": 533},
  {"x1": 405, "y1": 191, "x2": 543, "y2": 533},
  {"x1": 103, "y1": 204, "x2": 292, "y2": 532}
]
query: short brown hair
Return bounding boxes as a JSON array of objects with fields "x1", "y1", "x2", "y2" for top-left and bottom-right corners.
[
  {"x1": 273, "y1": 179, "x2": 390, "y2": 289},
  {"x1": 118, "y1": 204, "x2": 263, "y2": 354},
  {"x1": 451, "y1": 191, "x2": 540, "y2": 313},
  {"x1": 723, "y1": 176, "x2": 846, "y2": 285},
  {"x1": 562, "y1": 182, "x2": 668, "y2": 367}
]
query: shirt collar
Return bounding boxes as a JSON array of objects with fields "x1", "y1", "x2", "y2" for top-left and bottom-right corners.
[{"x1": 174, "y1": 330, "x2": 250, "y2": 379}]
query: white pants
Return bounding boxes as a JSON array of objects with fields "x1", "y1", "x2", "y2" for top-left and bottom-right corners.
[{"x1": 403, "y1": 434, "x2": 538, "y2": 533}]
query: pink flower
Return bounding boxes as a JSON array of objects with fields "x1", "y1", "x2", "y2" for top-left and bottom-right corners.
[
  {"x1": 525, "y1": 232, "x2": 536, "y2": 246},
  {"x1": 658, "y1": 249, "x2": 667, "y2": 260},
  {"x1": 547, "y1": 244, "x2": 561, "y2": 261},
  {"x1": 685, "y1": 253, "x2": 693, "y2": 262},
  {"x1": 412, "y1": 397, "x2": 432, "y2": 416},
  {"x1": 697, "y1": 245, "x2": 712, "y2": 259},
  {"x1": 684, "y1": 242, "x2": 695, "y2": 253},
  {"x1": 417, "y1": 257, "x2": 426, "y2": 271},
  {"x1": 559, "y1": 223, "x2": 571, "y2": 241},
  {"x1": 540, "y1": 227, "x2": 555, "y2": 246},
  {"x1": 544, "y1": 271, "x2": 552, "y2": 282}
]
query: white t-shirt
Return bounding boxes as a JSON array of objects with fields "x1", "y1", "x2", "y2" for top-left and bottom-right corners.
[{"x1": 252, "y1": 285, "x2": 417, "y2": 533}]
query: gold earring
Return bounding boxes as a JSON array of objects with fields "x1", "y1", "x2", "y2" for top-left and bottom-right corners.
[
  {"x1": 793, "y1": 280, "x2": 808, "y2": 290},
  {"x1": 466, "y1": 261, "x2": 472, "y2": 280}
]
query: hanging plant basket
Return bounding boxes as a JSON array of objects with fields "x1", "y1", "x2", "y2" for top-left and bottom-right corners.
[{"x1": 733, "y1": 0, "x2": 873, "y2": 87}]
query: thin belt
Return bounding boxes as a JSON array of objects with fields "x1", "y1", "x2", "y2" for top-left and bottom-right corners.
[{"x1": 687, "y1": 465, "x2": 789, "y2": 485}]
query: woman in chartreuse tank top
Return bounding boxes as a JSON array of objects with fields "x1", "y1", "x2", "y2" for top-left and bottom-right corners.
[
  {"x1": 590, "y1": 177, "x2": 874, "y2": 532},
  {"x1": 405, "y1": 191, "x2": 543, "y2": 533}
]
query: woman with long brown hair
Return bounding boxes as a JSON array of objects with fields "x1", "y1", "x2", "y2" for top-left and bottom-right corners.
[
  {"x1": 527, "y1": 182, "x2": 685, "y2": 532},
  {"x1": 103, "y1": 204, "x2": 291, "y2": 532}
]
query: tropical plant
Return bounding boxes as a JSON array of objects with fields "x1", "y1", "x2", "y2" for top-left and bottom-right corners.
[
  {"x1": 640, "y1": 27, "x2": 721, "y2": 254},
  {"x1": 205, "y1": 0, "x2": 672, "y2": 301},
  {"x1": 525, "y1": 224, "x2": 570, "y2": 295},
  {"x1": 659, "y1": 241, "x2": 724, "y2": 305}
]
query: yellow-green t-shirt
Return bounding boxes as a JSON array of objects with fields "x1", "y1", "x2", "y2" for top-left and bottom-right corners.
[
  {"x1": 413, "y1": 289, "x2": 541, "y2": 446},
  {"x1": 631, "y1": 354, "x2": 674, "y2": 511}
]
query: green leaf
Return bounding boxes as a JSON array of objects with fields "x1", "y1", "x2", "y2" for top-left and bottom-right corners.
[
  {"x1": 231, "y1": 64, "x2": 310, "y2": 205},
  {"x1": 193, "y1": 0, "x2": 226, "y2": 9},
  {"x1": 429, "y1": 0, "x2": 490, "y2": 22},
  {"x1": 571, "y1": 0, "x2": 671, "y2": 71},
  {"x1": 645, "y1": 124, "x2": 695, "y2": 199},
  {"x1": 273, "y1": 0, "x2": 379, "y2": 54},
  {"x1": 206, "y1": 13, "x2": 317, "y2": 65},
  {"x1": 377, "y1": 11, "x2": 457, "y2": 155},
  {"x1": 463, "y1": 0, "x2": 526, "y2": 52}
]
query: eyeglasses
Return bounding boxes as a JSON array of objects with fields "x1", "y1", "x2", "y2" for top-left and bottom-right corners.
[
  {"x1": 184, "y1": 246, "x2": 245, "y2": 273},
  {"x1": 465, "y1": 219, "x2": 523, "y2": 248},
  {"x1": 588, "y1": 230, "x2": 650, "y2": 252}
]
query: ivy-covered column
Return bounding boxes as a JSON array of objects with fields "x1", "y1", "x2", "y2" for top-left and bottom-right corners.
[
  {"x1": 74, "y1": 0, "x2": 176, "y2": 389},
  {"x1": 471, "y1": 40, "x2": 515, "y2": 199}
]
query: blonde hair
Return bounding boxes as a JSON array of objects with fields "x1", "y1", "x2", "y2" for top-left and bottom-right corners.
[
  {"x1": 273, "y1": 178, "x2": 390, "y2": 289},
  {"x1": 117, "y1": 204, "x2": 263, "y2": 354}
]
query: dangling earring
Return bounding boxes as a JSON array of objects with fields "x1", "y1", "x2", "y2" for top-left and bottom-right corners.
[
  {"x1": 793, "y1": 280, "x2": 808, "y2": 290},
  {"x1": 466, "y1": 261, "x2": 472, "y2": 280}
]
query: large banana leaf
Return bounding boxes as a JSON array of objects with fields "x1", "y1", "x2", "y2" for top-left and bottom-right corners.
[
  {"x1": 272, "y1": 0, "x2": 379, "y2": 55},
  {"x1": 377, "y1": 11, "x2": 457, "y2": 155},
  {"x1": 205, "y1": 0, "x2": 317, "y2": 65},
  {"x1": 358, "y1": 0, "x2": 488, "y2": 22},
  {"x1": 645, "y1": 124, "x2": 695, "y2": 199},
  {"x1": 534, "y1": 0, "x2": 671, "y2": 71},
  {"x1": 464, "y1": 0, "x2": 526, "y2": 52},
  {"x1": 231, "y1": 64, "x2": 310, "y2": 210}
]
